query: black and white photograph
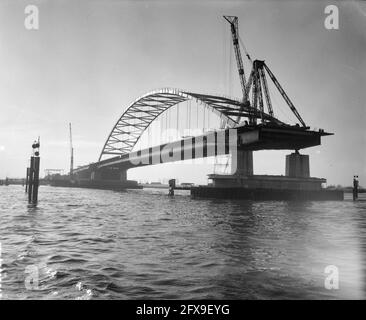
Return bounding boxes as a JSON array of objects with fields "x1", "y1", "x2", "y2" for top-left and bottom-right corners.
[{"x1": 0, "y1": 0, "x2": 365, "y2": 306}]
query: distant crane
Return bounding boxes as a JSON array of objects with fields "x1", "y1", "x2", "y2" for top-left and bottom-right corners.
[{"x1": 69, "y1": 123, "x2": 74, "y2": 176}]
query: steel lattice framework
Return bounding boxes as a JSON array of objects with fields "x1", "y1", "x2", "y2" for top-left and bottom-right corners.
[{"x1": 99, "y1": 88, "x2": 283, "y2": 161}]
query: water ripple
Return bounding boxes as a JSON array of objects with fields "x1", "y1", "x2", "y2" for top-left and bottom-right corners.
[{"x1": 0, "y1": 186, "x2": 365, "y2": 299}]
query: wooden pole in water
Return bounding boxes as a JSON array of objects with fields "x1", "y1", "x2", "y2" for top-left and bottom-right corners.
[
  {"x1": 27, "y1": 138, "x2": 40, "y2": 204},
  {"x1": 353, "y1": 175, "x2": 359, "y2": 201},
  {"x1": 32, "y1": 156, "x2": 40, "y2": 203},
  {"x1": 28, "y1": 157, "x2": 34, "y2": 203},
  {"x1": 168, "y1": 179, "x2": 176, "y2": 196},
  {"x1": 25, "y1": 167, "x2": 30, "y2": 193}
]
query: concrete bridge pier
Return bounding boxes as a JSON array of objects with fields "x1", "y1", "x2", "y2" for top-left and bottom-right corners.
[
  {"x1": 208, "y1": 148, "x2": 325, "y2": 192},
  {"x1": 75, "y1": 166, "x2": 139, "y2": 189},
  {"x1": 91, "y1": 167, "x2": 127, "y2": 181},
  {"x1": 231, "y1": 149, "x2": 310, "y2": 179},
  {"x1": 232, "y1": 150, "x2": 253, "y2": 176},
  {"x1": 285, "y1": 151, "x2": 310, "y2": 178}
]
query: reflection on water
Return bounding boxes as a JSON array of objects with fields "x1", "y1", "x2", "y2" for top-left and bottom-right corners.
[{"x1": 0, "y1": 186, "x2": 365, "y2": 299}]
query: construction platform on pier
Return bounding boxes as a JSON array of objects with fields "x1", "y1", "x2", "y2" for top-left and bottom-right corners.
[
  {"x1": 191, "y1": 151, "x2": 344, "y2": 201},
  {"x1": 191, "y1": 175, "x2": 344, "y2": 201}
]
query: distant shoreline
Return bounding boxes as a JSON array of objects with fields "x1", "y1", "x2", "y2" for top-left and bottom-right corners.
[{"x1": 0, "y1": 179, "x2": 365, "y2": 194}]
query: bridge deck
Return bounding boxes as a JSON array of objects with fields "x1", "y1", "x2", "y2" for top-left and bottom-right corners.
[{"x1": 74, "y1": 124, "x2": 331, "y2": 174}]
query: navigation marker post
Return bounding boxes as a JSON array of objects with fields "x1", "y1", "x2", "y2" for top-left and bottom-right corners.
[{"x1": 27, "y1": 138, "x2": 41, "y2": 204}]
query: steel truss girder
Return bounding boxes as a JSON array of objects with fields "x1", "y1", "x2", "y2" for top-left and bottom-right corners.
[
  {"x1": 99, "y1": 88, "x2": 282, "y2": 161},
  {"x1": 242, "y1": 60, "x2": 307, "y2": 128}
]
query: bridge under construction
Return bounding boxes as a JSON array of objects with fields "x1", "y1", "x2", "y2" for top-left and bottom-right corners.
[{"x1": 51, "y1": 16, "x2": 343, "y2": 200}]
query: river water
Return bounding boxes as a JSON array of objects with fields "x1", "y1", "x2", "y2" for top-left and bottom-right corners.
[{"x1": 0, "y1": 185, "x2": 365, "y2": 299}]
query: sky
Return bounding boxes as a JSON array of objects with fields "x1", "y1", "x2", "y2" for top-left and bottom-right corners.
[{"x1": 0, "y1": 0, "x2": 365, "y2": 186}]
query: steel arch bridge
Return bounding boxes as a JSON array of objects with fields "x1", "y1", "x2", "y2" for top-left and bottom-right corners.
[{"x1": 99, "y1": 88, "x2": 284, "y2": 161}]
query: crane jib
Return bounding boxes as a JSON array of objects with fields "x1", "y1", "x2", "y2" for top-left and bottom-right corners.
[{"x1": 223, "y1": 15, "x2": 306, "y2": 128}]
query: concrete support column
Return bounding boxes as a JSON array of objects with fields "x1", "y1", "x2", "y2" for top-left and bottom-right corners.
[
  {"x1": 120, "y1": 170, "x2": 127, "y2": 181},
  {"x1": 91, "y1": 171, "x2": 101, "y2": 180},
  {"x1": 91, "y1": 167, "x2": 127, "y2": 181},
  {"x1": 285, "y1": 151, "x2": 310, "y2": 178},
  {"x1": 232, "y1": 150, "x2": 253, "y2": 176}
]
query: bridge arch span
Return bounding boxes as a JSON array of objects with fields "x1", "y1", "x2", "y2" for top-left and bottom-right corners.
[{"x1": 99, "y1": 88, "x2": 282, "y2": 161}]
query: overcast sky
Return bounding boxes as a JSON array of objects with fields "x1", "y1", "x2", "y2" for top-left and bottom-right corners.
[{"x1": 0, "y1": 0, "x2": 365, "y2": 186}]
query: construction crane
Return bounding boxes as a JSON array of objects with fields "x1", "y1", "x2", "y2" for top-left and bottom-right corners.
[
  {"x1": 223, "y1": 16, "x2": 307, "y2": 128},
  {"x1": 69, "y1": 123, "x2": 74, "y2": 176},
  {"x1": 223, "y1": 15, "x2": 252, "y2": 124}
]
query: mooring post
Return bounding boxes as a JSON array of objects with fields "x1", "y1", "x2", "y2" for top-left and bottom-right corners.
[
  {"x1": 25, "y1": 167, "x2": 30, "y2": 193},
  {"x1": 27, "y1": 139, "x2": 40, "y2": 204},
  {"x1": 28, "y1": 157, "x2": 34, "y2": 203},
  {"x1": 32, "y1": 156, "x2": 40, "y2": 202},
  {"x1": 353, "y1": 175, "x2": 359, "y2": 201},
  {"x1": 168, "y1": 179, "x2": 176, "y2": 196}
]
